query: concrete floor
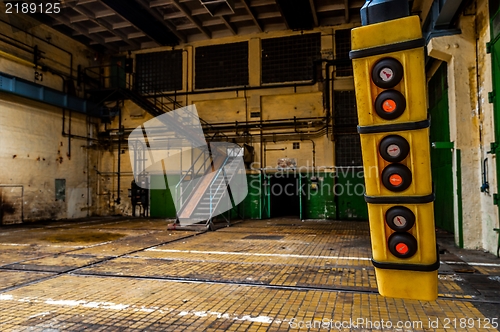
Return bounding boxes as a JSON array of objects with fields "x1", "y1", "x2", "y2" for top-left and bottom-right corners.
[{"x1": 0, "y1": 217, "x2": 499, "y2": 331}]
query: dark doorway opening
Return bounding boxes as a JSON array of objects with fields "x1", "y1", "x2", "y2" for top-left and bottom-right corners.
[{"x1": 270, "y1": 175, "x2": 300, "y2": 218}]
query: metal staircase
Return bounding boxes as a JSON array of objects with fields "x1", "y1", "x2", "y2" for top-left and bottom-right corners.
[
  {"x1": 84, "y1": 63, "x2": 241, "y2": 228},
  {"x1": 176, "y1": 147, "x2": 243, "y2": 228}
]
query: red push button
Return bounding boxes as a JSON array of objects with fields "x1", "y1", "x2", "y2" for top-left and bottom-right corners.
[
  {"x1": 396, "y1": 242, "x2": 409, "y2": 255},
  {"x1": 388, "y1": 233, "x2": 417, "y2": 258},
  {"x1": 389, "y1": 174, "x2": 403, "y2": 186},
  {"x1": 382, "y1": 99, "x2": 396, "y2": 113},
  {"x1": 374, "y1": 90, "x2": 406, "y2": 120},
  {"x1": 381, "y1": 164, "x2": 412, "y2": 192}
]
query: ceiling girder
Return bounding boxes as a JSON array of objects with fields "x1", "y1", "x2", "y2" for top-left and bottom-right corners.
[
  {"x1": 101, "y1": 0, "x2": 180, "y2": 46},
  {"x1": 170, "y1": 0, "x2": 212, "y2": 39},
  {"x1": 344, "y1": 0, "x2": 350, "y2": 23},
  {"x1": 137, "y1": 0, "x2": 187, "y2": 43},
  {"x1": 241, "y1": 0, "x2": 263, "y2": 32},
  {"x1": 220, "y1": 15, "x2": 237, "y2": 35},
  {"x1": 65, "y1": 1, "x2": 140, "y2": 48}
]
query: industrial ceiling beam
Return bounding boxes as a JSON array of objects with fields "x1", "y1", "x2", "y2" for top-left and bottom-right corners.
[
  {"x1": 101, "y1": 0, "x2": 180, "y2": 46},
  {"x1": 309, "y1": 0, "x2": 319, "y2": 26},
  {"x1": 220, "y1": 15, "x2": 237, "y2": 35},
  {"x1": 275, "y1": 0, "x2": 315, "y2": 30},
  {"x1": 65, "y1": 1, "x2": 140, "y2": 48},
  {"x1": 344, "y1": 0, "x2": 350, "y2": 23},
  {"x1": 241, "y1": 0, "x2": 263, "y2": 32},
  {"x1": 56, "y1": 16, "x2": 118, "y2": 52},
  {"x1": 171, "y1": 0, "x2": 211, "y2": 38},
  {"x1": 149, "y1": 0, "x2": 170, "y2": 6},
  {"x1": 136, "y1": 0, "x2": 187, "y2": 43}
]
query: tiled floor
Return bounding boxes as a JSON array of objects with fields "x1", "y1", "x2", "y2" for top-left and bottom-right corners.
[{"x1": 0, "y1": 217, "x2": 498, "y2": 331}]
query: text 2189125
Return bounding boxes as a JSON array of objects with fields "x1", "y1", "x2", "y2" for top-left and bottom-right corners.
[{"x1": 5, "y1": 2, "x2": 61, "y2": 14}]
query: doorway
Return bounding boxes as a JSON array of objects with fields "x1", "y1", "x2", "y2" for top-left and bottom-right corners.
[{"x1": 270, "y1": 175, "x2": 300, "y2": 218}]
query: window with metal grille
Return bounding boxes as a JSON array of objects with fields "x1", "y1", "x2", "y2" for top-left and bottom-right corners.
[
  {"x1": 293, "y1": 142, "x2": 300, "y2": 149},
  {"x1": 334, "y1": 90, "x2": 358, "y2": 131},
  {"x1": 335, "y1": 29, "x2": 353, "y2": 77},
  {"x1": 335, "y1": 134, "x2": 363, "y2": 166},
  {"x1": 262, "y1": 33, "x2": 321, "y2": 83},
  {"x1": 334, "y1": 89, "x2": 362, "y2": 166},
  {"x1": 195, "y1": 42, "x2": 249, "y2": 89},
  {"x1": 136, "y1": 50, "x2": 183, "y2": 94}
]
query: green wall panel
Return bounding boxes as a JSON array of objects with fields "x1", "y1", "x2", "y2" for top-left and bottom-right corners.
[
  {"x1": 335, "y1": 170, "x2": 368, "y2": 221},
  {"x1": 229, "y1": 171, "x2": 367, "y2": 221},
  {"x1": 149, "y1": 174, "x2": 180, "y2": 218},
  {"x1": 301, "y1": 172, "x2": 336, "y2": 219},
  {"x1": 235, "y1": 173, "x2": 262, "y2": 219},
  {"x1": 160, "y1": 170, "x2": 368, "y2": 221}
]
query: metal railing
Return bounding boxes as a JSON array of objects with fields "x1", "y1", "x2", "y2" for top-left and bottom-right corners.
[
  {"x1": 83, "y1": 63, "x2": 181, "y2": 112},
  {"x1": 174, "y1": 147, "x2": 211, "y2": 212},
  {"x1": 83, "y1": 63, "x2": 230, "y2": 141},
  {"x1": 207, "y1": 146, "x2": 243, "y2": 222}
]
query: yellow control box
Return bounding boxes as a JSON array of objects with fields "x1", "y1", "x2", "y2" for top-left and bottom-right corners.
[{"x1": 351, "y1": 15, "x2": 439, "y2": 301}]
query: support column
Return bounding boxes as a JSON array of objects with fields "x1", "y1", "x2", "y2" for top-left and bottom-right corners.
[{"x1": 427, "y1": 16, "x2": 482, "y2": 248}]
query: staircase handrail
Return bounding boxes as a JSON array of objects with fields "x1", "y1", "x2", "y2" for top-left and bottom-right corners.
[
  {"x1": 175, "y1": 147, "x2": 212, "y2": 210},
  {"x1": 207, "y1": 146, "x2": 243, "y2": 219}
]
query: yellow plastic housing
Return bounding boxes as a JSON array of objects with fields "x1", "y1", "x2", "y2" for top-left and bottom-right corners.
[
  {"x1": 367, "y1": 202, "x2": 438, "y2": 301},
  {"x1": 360, "y1": 128, "x2": 433, "y2": 197},
  {"x1": 351, "y1": 16, "x2": 422, "y2": 51},
  {"x1": 351, "y1": 16, "x2": 427, "y2": 126},
  {"x1": 375, "y1": 269, "x2": 438, "y2": 301}
]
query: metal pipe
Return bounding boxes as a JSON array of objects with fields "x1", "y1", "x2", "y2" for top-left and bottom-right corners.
[
  {"x1": 116, "y1": 104, "x2": 122, "y2": 205},
  {"x1": 156, "y1": 58, "x2": 348, "y2": 99},
  {"x1": 0, "y1": 49, "x2": 41, "y2": 69},
  {"x1": 0, "y1": 18, "x2": 74, "y2": 78},
  {"x1": 0, "y1": 34, "x2": 34, "y2": 53},
  {"x1": 68, "y1": 109, "x2": 72, "y2": 158},
  {"x1": 302, "y1": 139, "x2": 316, "y2": 167}
]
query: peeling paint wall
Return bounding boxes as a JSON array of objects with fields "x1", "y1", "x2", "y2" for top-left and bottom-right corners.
[
  {"x1": 476, "y1": 0, "x2": 500, "y2": 254},
  {"x1": 0, "y1": 10, "x2": 99, "y2": 223},
  {"x1": 426, "y1": 0, "x2": 499, "y2": 254}
]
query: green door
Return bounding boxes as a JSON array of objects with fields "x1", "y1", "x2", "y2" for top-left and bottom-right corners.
[
  {"x1": 149, "y1": 174, "x2": 179, "y2": 218},
  {"x1": 428, "y1": 62, "x2": 455, "y2": 233},
  {"x1": 489, "y1": 8, "x2": 500, "y2": 223}
]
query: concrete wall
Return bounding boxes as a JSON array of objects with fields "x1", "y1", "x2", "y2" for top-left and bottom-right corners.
[
  {"x1": 426, "y1": 0, "x2": 499, "y2": 253},
  {"x1": 0, "y1": 9, "x2": 99, "y2": 223},
  {"x1": 476, "y1": 0, "x2": 500, "y2": 254}
]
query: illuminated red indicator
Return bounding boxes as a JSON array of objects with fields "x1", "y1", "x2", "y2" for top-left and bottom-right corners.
[
  {"x1": 382, "y1": 99, "x2": 397, "y2": 113},
  {"x1": 396, "y1": 243, "x2": 409, "y2": 255},
  {"x1": 389, "y1": 174, "x2": 403, "y2": 186}
]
